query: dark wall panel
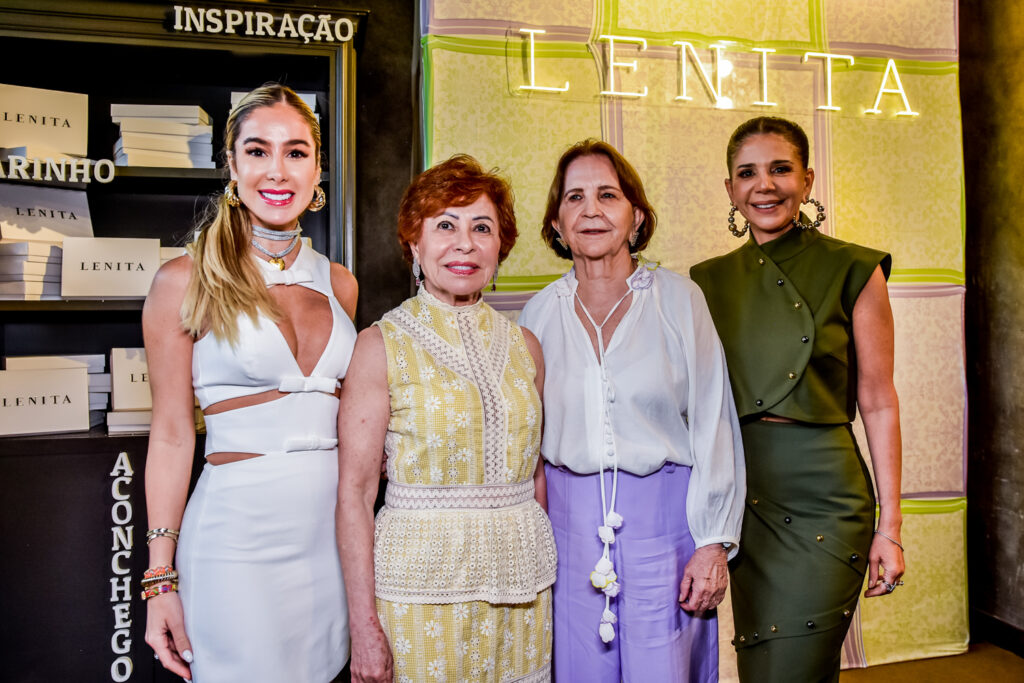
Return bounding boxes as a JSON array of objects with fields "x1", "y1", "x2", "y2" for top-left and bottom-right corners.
[{"x1": 960, "y1": 0, "x2": 1024, "y2": 654}]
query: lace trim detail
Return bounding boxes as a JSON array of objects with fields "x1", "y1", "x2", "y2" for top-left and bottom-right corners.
[
  {"x1": 385, "y1": 480, "x2": 535, "y2": 510},
  {"x1": 458, "y1": 309, "x2": 510, "y2": 484},
  {"x1": 383, "y1": 307, "x2": 473, "y2": 379},
  {"x1": 381, "y1": 301, "x2": 512, "y2": 485},
  {"x1": 374, "y1": 501, "x2": 557, "y2": 605}
]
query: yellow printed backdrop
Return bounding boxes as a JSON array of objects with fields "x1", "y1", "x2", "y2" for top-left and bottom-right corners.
[{"x1": 422, "y1": 0, "x2": 966, "y2": 675}]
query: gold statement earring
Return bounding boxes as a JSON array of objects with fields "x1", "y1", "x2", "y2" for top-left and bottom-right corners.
[
  {"x1": 308, "y1": 185, "x2": 326, "y2": 212},
  {"x1": 555, "y1": 232, "x2": 568, "y2": 250},
  {"x1": 224, "y1": 180, "x2": 241, "y2": 207},
  {"x1": 728, "y1": 203, "x2": 749, "y2": 237}
]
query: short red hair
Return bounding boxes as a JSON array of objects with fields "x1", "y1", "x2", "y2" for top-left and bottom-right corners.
[{"x1": 397, "y1": 154, "x2": 518, "y2": 264}]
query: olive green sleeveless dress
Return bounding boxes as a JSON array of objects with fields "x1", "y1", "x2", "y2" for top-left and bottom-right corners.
[{"x1": 691, "y1": 226, "x2": 890, "y2": 683}]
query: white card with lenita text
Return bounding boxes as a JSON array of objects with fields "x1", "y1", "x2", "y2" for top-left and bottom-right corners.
[
  {"x1": 61, "y1": 237, "x2": 160, "y2": 298},
  {"x1": 0, "y1": 184, "x2": 93, "y2": 244}
]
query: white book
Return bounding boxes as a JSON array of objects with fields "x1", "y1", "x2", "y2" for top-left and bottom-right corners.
[
  {"x1": 88, "y1": 373, "x2": 112, "y2": 392},
  {"x1": 0, "y1": 367, "x2": 89, "y2": 436},
  {"x1": 0, "y1": 83, "x2": 88, "y2": 158},
  {"x1": 120, "y1": 129, "x2": 212, "y2": 145},
  {"x1": 110, "y1": 347, "x2": 151, "y2": 411},
  {"x1": 106, "y1": 409, "x2": 152, "y2": 426},
  {"x1": 0, "y1": 241, "x2": 62, "y2": 261},
  {"x1": 0, "y1": 145, "x2": 84, "y2": 162},
  {"x1": 116, "y1": 134, "x2": 212, "y2": 156},
  {"x1": 5, "y1": 354, "x2": 105, "y2": 373},
  {"x1": 107, "y1": 424, "x2": 152, "y2": 434},
  {"x1": 0, "y1": 280, "x2": 60, "y2": 297},
  {"x1": 118, "y1": 117, "x2": 212, "y2": 137},
  {"x1": 0, "y1": 185, "x2": 93, "y2": 244},
  {"x1": 114, "y1": 150, "x2": 215, "y2": 169},
  {"x1": 0, "y1": 259, "x2": 62, "y2": 277},
  {"x1": 110, "y1": 104, "x2": 211, "y2": 125},
  {"x1": 0, "y1": 272, "x2": 60, "y2": 283}
]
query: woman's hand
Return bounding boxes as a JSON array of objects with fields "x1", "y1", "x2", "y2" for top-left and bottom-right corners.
[
  {"x1": 679, "y1": 544, "x2": 729, "y2": 616},
  {"x1": 864, "y1": 531, "x2": 906, "y2": 598},
  {"x1": 145, "y1": 592, "x2": 193, "y2": 679},
  {"x1": 350, "y1": 624, "x2": 394, "y2": 683}
]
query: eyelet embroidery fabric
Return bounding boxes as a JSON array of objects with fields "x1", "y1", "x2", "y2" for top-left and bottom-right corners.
[{"x1": 373, "y1": 291, "x2": 555, "y2": 606}]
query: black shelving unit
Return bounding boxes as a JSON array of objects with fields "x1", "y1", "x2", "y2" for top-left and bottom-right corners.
[{"x1": 0, "y1": 2, "x2": 364, "y2": 680}]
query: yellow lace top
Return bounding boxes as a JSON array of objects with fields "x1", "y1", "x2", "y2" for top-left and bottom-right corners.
[{"x1": 372, "y1": 289, "x2": 557, "y2": 605}]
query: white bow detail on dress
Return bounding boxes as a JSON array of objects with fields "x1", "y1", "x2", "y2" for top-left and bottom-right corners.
[
  {"x1": 283, "y1": 435, "x2": 339, "y2": 452},
  {"x1": 262, "y1": 268, "x2": 314, "y2": 286},
  {"x1": 278, "y1": 376, "x2": 340, "y2": 394}
]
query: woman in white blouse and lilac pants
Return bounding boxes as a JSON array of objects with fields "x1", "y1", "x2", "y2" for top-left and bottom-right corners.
[{"x1": 517, "y1": 139, "x2": 745, "y2": 682}]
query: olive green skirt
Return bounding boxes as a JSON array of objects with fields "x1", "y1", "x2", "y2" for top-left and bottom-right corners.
[{"x1": 730, "y1": 421, "x2": 875, "y2": 683}]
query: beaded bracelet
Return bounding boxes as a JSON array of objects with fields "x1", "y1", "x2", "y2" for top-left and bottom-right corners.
[
  {"x1": 141, "y1": 570, "x2": 179, "y2": 588},
  {"x1": 140, "y1": 582, "x2": 179, "y2": 601},
  {"x1": 143, "y1": 565, "x2": 175, "y2": 580},
  {"x1": 142, "y1": 565, "x2": 177, "y2": 590},
  {"x1": 145, "y1": 528, "x2": 180, "y2": 545}
]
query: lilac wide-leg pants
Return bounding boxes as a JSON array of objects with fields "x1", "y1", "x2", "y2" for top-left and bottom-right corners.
[{"x1": 546, "y1": 462, "x2": 718, "y2": 683}]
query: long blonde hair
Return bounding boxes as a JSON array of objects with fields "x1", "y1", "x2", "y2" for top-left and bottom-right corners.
[{"x1": 180, "y1": 84, "x2": 322, "y2": 344}]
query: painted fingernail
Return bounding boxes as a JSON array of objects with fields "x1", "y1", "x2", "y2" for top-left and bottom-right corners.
[{"x1": 182, "y1": 650, "x2": 194, "y2": 663}]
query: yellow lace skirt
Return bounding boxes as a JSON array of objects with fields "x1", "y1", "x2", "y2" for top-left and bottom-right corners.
[{"x1": 377, "y1": 590, "x2": 552, "y2": 683}]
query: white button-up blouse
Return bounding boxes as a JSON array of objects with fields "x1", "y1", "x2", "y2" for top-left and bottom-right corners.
[{"x1": 517, "y1": 261, "x2": 746, "y2": 551}]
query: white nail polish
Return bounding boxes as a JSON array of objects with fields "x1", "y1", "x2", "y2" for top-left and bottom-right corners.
[{"x1": 182, "y1": 650, "x2": 194, "y2": 663}]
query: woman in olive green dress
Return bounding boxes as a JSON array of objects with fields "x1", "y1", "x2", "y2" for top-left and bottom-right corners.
[{"x1": 690, "y1": 116, "x2": 905, "y2": 683}]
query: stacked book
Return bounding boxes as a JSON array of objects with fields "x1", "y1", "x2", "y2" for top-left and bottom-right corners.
[
  {"x1": 0, "y1": 241, "x2": 63, "y2": 300},
  {"x1": 108, "y1": 347, "x2": 150, "y2": 434},
  {"x1": 106, "y1": 409, "x2": 152, "y2": 434},
  {"x1": 111, "y1": 104, "x2": 215, "y2": 169},
  {"x1": 4, "y1": 354, "x2": 107, "y2": 427},
  {"x1": 107, "y1": 347, "x2": 204, "y2": 434}
]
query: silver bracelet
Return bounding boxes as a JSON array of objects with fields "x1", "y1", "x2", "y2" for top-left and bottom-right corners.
[{"x1": 874, "y1": 529, "x2": 904, "y2": 552}]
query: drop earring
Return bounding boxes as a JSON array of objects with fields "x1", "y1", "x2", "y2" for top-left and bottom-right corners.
[{"x1": 412, "y1": 258, "x2": 422, "y2": 286}]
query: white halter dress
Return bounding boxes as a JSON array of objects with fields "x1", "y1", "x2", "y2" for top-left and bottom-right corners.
[{"x1": 176, "y1": 245, "x2": 356, "y2": 682}]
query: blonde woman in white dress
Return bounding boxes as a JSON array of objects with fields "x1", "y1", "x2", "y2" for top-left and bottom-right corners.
[{"x1": 143, "y1": 84, "x2": 357, "y2": 682}]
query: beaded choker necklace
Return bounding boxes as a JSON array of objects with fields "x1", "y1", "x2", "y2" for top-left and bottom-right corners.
[{"x1": 251, "y1": 223, "x2": 301, "y2": 270}]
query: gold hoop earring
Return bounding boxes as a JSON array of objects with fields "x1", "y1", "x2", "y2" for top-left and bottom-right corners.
[
  {"x1": 224, "y1": 180, "x2": 241, "y2": 207},
  {"x1": 308, "y1": 185, "x2": 326, "y2": 212},
  {"x1": 728, "y1": 203, "x2": 749, "y2": 238}
]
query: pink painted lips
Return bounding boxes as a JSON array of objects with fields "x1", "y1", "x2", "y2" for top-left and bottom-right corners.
[
  {"x1": 258, "y1": 189, "x2": 295, "y2": 206},
  {"x1": 443, "y1": 261, "x2": 481, "y2": 275}
]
